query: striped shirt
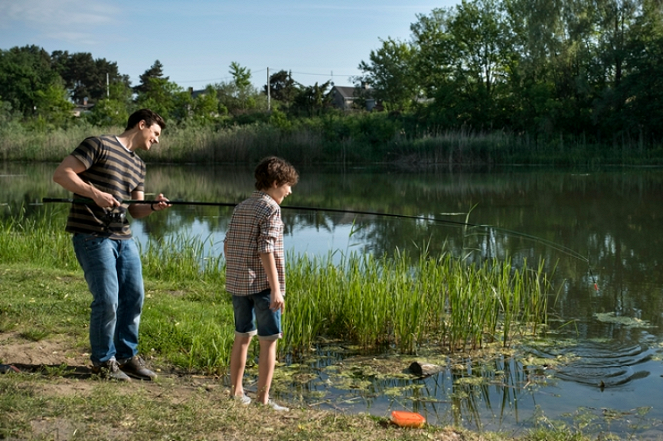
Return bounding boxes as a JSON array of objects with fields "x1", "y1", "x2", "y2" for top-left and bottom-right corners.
[
  {"x1": 65, "y1": 136, "x2": 145, "y2": 239},
  {"x1": 224, "y1": 191, "x2": 285, "y2": 296}
]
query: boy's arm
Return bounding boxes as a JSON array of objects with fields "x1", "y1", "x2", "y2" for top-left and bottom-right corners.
[{"x1": 260, "y1": 252, "x2": 284, "y2": 313}]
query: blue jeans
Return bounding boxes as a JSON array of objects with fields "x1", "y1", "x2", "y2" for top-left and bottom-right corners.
[{"x1": 73, "y1": 234, "x2": 144, "y2": 364}]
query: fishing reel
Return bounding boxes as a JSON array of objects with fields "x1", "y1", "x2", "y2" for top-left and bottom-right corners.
[{"x1": 102, "y1": 206, "x2": 127, "y2": 230}]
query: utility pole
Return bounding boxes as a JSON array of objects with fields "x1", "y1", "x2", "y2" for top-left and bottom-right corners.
[
  {"x1": 106, "y1": 73, "x2": 109, "y2": 98},
  {"x1": 267, "y1": 67, "x2": 271, "y2": 111}
]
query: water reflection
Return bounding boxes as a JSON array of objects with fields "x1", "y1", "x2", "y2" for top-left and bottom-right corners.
[{"x1": 4, "y1": 162, "x2": 663, "y2": 438}]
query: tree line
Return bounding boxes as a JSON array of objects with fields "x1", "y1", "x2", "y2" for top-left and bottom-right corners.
[
  {"x1": 1, "y1": 0, "x2": 662, "y2": 151},
  {"x1": 356, "y1": 0, "x2": 663, "y2": 145}
]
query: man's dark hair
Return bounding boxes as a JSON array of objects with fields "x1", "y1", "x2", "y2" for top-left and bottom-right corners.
[
  {"x1": 254, "y1": 156, "x2": 299, "y2": 190},
  {"x1": 126, "y1": 108, "x2": 166, "y2": 131}
]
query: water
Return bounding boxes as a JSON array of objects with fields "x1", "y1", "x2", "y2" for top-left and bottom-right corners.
[{"x1": 3, "y1": 162, "x2": 663, "y2": 438}]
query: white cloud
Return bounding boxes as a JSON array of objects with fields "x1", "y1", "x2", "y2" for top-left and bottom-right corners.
[{"x1": 0, "y1": 0, "x2": 119, "y2": 43}]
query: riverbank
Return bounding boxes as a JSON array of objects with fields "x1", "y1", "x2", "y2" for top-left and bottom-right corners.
[
  {"x1": 1, "y1": 263, "x2": 598, "y2": 441},
  {"x1": 2, "y1": 116, "x2": 662, "y2": 166}
]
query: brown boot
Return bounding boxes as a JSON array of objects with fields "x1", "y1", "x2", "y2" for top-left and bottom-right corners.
[{"x1": 118, "y1": 356, "x2": 157, "y2": 380}]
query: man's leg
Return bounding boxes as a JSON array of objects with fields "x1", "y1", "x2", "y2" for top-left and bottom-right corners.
[
  {"x1": 115, "y1": 239, "x2": 144, "y2": 360},
  {"x1": 72, "y1": 234, "x2": 119, "y2": 364}
]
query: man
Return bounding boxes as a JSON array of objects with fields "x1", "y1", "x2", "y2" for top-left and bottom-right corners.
[{"x1": 53, "y1": 108, "x2": 170, "y2": 381}]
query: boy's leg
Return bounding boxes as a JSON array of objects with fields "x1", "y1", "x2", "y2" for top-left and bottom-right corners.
[
  {"x1": 256, "y1": 338, "x2": 277, "y2": 404},
  {"x1": 253, "y1": 288, "x2": 282, "y2": 404},
  {"x1": 230, "y1": 294, "x2": 257, "y2": 398},
  {"x1": 230, "y1": 334, "x2": 252, "y2": 397}
]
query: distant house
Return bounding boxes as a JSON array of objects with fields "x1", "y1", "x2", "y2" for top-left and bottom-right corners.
[
  {"x1": 72, "y1": 98, "x2": 94, "y2": 117},
  {"x1": 188, "y1": 87, "x2": 207, "y2": 98},
  {"x1": 330, "y1": 83, "x2": 379, "y2": 111}
]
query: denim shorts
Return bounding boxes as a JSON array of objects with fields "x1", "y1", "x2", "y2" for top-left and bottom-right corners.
[{"x1": 231, "y1": 289, "x2": 282, "y2": 340}]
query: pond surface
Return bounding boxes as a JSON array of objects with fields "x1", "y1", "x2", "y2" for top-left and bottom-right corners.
[{"x1": 3, "y1": 162, "x2": 663, "y2": 438}]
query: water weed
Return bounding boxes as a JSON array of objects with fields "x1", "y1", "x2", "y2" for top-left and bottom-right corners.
[{"x1": 2, "y1": 208, "x2": 552, "y2": 368}]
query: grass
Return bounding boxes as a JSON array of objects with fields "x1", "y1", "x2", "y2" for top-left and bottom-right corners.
[
  {"x1": 0, "y1": 212, "x2": 632, "y2": 440},
  {"x1": 1, "y1": 208, "x2": 553, "y2": 370},
  {"x1": 284, "y1": 250, "x2": 550, "y2": 356},
  {"x1": 2, "y1": 115, "x2": 663, "y2": 165}
]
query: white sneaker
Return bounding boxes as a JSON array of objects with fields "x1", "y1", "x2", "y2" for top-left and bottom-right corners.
[
  {"x1": 266, "y1": 399, "x2": 289, "y2": 412},
  {"x1": 233, "y1": 394, "x2": 251, "y2": 406}
]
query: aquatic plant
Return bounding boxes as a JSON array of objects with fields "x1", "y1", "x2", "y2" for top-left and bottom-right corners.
[
  {"x1": 1, "y1": 207, "x2": 552, "y2": 365},
  {"x1": 284, "y1": 249, "x2": 551, "y2": 355}
]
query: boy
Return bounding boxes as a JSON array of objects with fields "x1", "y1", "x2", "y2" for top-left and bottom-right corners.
[
  {"x1": 52, "y1": 108, "x2": 170, "y2": 381},
  {"x1": 224, "y1": 156, "x2": 299, "y2": 411}
]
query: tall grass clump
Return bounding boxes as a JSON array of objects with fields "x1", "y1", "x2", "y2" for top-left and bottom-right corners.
[
  {"x1": 0, "y1": 205, "x2": 77, "y2": 269},
  {"x1": 139, "y1": 233, "x2": 224, "y2": 285},
  {"x1": 284, "y1": 250, "x2": 551, "y2": 355}
]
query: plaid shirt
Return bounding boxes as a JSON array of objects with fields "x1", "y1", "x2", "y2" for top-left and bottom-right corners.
[{"x1": 224, "y1": 191, "x2": 285, "y2": 296}]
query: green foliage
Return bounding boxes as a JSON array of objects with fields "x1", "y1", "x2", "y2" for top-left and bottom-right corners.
[
  {"x1": 291, "y1": 81, "x2": 333, "y2": 117},
  {"x1": 265, "y1": 69, "x2": 299, "y2": 109},
  {"x1": 357, "y1": 37, "x2": 418, "y2": 111},
  {"x1": 34, "y1": 79, "x2": 74, "y2": 127},
  {"x1": 135, "y1": 77, "x2": 185, "y2": 121},
  {"x1": 51, "y1": 50, "x2": 130, "y2": 104},
  {"x1": 0, "y1": 45, "x2": 60, "y2": 115},
  {"x1": 87, "y1": 98, "x2": 130, "y2": 127},
  {"x1": 3, "y1": 0, "x2": 663, "y2": 150}
]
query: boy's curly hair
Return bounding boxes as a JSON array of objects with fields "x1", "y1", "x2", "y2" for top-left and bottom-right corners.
[{"x1": 254, "y1": 156, "x2": 299, "y2": 190}]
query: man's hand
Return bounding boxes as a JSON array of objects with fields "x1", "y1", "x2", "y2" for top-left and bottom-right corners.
[
  {"x1": 91, "y1": 190, "x2": 120, "y2": 209},
  {"x1": 150, "y1": 193, "x2": 171, "y2": 212}
]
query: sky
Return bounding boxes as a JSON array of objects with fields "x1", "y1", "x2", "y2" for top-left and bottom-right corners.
[{"x1": 0, "y1": 0, "x2": 459, "y2": 91}]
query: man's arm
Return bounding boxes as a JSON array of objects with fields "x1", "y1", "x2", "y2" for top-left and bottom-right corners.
[
  {"x1": 128, "y1": 191, "x2": 170, "y2": 219},
  {"x1": 53, "y1": 155, "x2": 119, "y2": 209},
  {"x1": 260, "y1": 252, "x2": 284, "y2": 313}
]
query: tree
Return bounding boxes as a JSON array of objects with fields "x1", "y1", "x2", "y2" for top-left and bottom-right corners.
[
  {"x1": 0, "y1": 45, "x2": 60, "y2": 115},
  {"x1": 190, "y1": 85, "x2": 222, "y2": 124},
  {"x1": 87, "y1": 81, "x2": 133, "y2": 127},
  {"x1": 134, "y1": 60, "x2": 168, "y2": 94},
  {"x1": 229, "y1": 61, "x2": 251, "y2": 90},
  {"x1": 51, "y1": 51, "x2": 130, "y2": 104},
  {"x1": 215, "y1": 62, "x2": 266, "y2": 115},
  {"x1": 291, "y1": 81, "x2": 332, "y2": 117},
  {"x1": 356, "y1": 38, "x2": 418, "y2": 111},
  {"x1": 34, "y1": 78, "x2": 74, "y2": 126},
  {"x1": 264, "y1": 70, "x2": 299, "y2": 108},
  {"x1": 134, "y1": 77, "x2": 183, "y2": 120}
]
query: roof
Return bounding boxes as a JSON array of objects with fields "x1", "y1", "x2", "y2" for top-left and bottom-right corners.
[{"x1": 333, "y1": 86, "x2": 360, "y2": 99}]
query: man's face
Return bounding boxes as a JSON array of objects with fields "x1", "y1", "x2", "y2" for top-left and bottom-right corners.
[{"x1": 137, "y1": 122, "x2": 161, "y2": 151}]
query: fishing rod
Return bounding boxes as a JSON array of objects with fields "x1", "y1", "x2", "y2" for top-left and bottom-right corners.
[
  {"x1": 42, "y1": 196, "x2": 599, "y2": 289},
  {"x1": 42, "y1": 196, "x2": 595, "y2": 264}
]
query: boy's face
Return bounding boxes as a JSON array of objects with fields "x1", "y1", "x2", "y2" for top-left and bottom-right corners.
[{"x1": 270, "y1": 182, "x2": 292, "y2": 205}]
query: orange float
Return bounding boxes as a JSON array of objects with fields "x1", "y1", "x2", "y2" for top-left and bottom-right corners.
[{"x1": 390, "y1": 410, "x2": 426, "y2": 428}]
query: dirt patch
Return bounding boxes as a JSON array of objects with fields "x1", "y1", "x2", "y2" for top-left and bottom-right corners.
[
  {"x1": 0, "y1": 333, "x2": 477, "y2": 441},
  {"x1": 0, "y1": 332, "x2": 89, "y2": 367}
]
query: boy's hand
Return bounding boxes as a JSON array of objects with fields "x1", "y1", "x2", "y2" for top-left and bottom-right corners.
[{"x1": 270, "y1": 290, "x2": 285, "y2": 313}]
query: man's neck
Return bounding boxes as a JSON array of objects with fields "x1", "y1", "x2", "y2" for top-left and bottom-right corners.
[{"x1": 116, "y1": 129, "x2": 138, "y2": 152}]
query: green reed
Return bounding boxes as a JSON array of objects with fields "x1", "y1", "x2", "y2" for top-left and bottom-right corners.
[
  {"x1": 284, "y1": 250, "x2": 552, "y2": 355},
  {"x1": 2, "y1": 209, "x2": 552, "y2": 370}
]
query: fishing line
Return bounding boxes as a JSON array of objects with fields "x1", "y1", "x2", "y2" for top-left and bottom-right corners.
[{"x1": 41, "y1": 197, "x2": 600, "y2": 289}]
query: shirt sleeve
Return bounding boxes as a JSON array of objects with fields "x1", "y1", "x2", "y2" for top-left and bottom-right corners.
[{"x1": 257, "y1": 208, "x2": 281, "y2": 254}]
